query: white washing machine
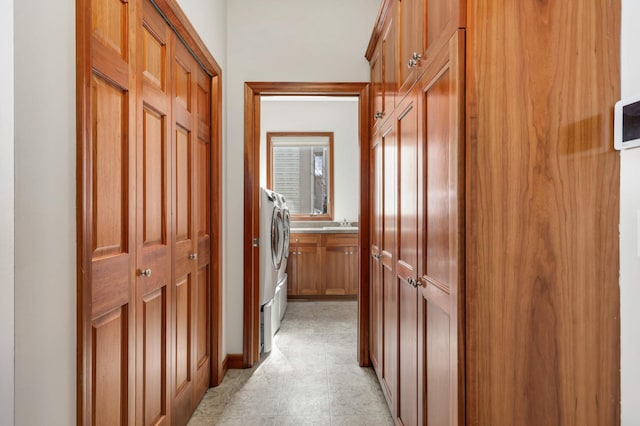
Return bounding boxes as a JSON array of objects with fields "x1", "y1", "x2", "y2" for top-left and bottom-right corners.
[
  {"x1": 259, "y1": 188, "x2": 286, "y2": 353},
  {"x1": 275, "y1": 194, "x2": 290, "y2": 322}
]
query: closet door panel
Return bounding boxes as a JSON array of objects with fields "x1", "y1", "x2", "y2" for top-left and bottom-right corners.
[
  {"x1": 380, "y1": 123, "x2": 397, "y2": 414},
  {"x1": 86, "y1": 0, "x2": 136, "y2": 423},
  {"x1": 92, "y1": 307, "x2": 129, "y2": 426},
  {"x1": 138, "y1": 3, "x2": 172, "y2": 424},
  {"x1": 395, "y1": 95, "x2": 419, "y2": 426},
  {"x1": 419, "y1": 31, "x2": 465, "y2": 426}
]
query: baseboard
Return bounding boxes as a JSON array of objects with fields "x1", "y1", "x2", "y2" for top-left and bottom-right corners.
[
  {"x1": 288, "y1": 295, "x2": 357, "y2": 301},
  {"x1": 226, "y1": 353, "x2": 244, "y2": 369}
]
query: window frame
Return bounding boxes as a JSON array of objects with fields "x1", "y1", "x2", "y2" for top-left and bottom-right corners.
[{"x1": 266, "y1": 131, "x2": 335, "y2": 221}]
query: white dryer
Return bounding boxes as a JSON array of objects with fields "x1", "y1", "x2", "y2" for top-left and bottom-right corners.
[
  {"x1": 274, "y1": 193, "x2": 290, "y2": 322},
  {"x1": 259, "y1": 188, "x2": 286, "y2": 353}
]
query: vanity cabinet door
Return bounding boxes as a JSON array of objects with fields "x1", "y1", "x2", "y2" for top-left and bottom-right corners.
[{"x1": 295, "y1": 246, "x2": 322, "y2": 296}]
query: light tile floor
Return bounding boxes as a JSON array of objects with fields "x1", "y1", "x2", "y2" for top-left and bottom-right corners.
[{"x1": 188, "y1": 301, "x2": 393, "y2": 426}]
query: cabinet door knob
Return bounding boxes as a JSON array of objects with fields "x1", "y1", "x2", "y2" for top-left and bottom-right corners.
[
  {"x1": 189, "y1": 253, "x2": 198, "y2": 260},
  {"x1": 140, "y1": 268, "x2": 152, "y2": 278},
  {"x1": 408, "y1": 58, "x2": 417, "y2": 68},
  {"x1": 412, "y1": 52, "x2": 422, "y2": 61},
  {"x1": 374, "y1": 111, "x2": 384, "y2": 119}
]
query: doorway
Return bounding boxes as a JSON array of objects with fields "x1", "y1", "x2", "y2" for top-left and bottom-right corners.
[{"x1": 242, "y1": 82, "x2": 370, "y2": 367}]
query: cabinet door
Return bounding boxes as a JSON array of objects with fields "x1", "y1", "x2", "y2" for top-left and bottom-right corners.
[
  {"x1": 295, "y1": 246, "x2": 322, "y2": 295},
  {"x1": 286, "y1": 247, "x2": 297, "y2": 295},
  {"x1": 324, "y1": 247, "x2": 350, "y2": 295},
  {"x1": 419, "y1": 31, "x2": 464, "y2": 426},
  {"x1": 380, "y1": 122, "x2": 397, "y2": 414},
  {"x1": 346, "y1": 247, "x2": 359, "y2": 295},
  {"x1": 382, "y1": 7, "x2": 397, "y2": 117},
  {"x1": 395, "y1": 92, "x2": 420, "y2": 426},
  {"x1": 399, "y1": 0, "x2": 425, "y2": 95},
  {"x1": 370, "y1": 132, "x2": 384, "y2": 373},
  {"x1": 371, "y1": 43, "x2": 384, "y2": 128}
]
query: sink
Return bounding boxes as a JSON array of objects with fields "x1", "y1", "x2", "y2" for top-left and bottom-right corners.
[{"x1": 322, "y1": 226, "x2": 358, "y2": 231}]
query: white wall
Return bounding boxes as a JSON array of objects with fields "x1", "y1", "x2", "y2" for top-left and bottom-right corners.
[
  {"x1": 177, "y1": 0, "x2": 228, "y2": 356},
  {"x1": 260, "y1": 98, "x2": 360, "y2": 222},
  {"x1": 0, "y1": 0, "x2": 14, "y2": 424},
  {"x1": 620, "y1": 1, "x2": 640, "y2": 423},
  {"x1": 13, "y1": 1, "x2": 226, "y2": 424},
  {"x1": 225, "y1": 0, "x2": 380, "y2": 354},
  {"x1": 14, "y1": 0, "x2": 76, "y2": 423}
]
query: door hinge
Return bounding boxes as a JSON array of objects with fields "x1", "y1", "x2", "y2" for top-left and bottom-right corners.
[{"x1": 253, "y1": 237, "x2": 260, "y2": 248}]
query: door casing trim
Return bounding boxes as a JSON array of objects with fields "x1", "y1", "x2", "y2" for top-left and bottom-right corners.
[{"x1": 242, "y1": 82, "x2": 371, "y2": 367}]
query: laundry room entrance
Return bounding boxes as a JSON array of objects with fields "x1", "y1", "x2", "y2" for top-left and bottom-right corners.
[{"x1": 242, "y1": 82, "x2": 371, "y2": 368}]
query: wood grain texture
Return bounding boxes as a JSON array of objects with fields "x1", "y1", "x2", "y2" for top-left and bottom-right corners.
[
  {"x1": 465, "y1": 1, "x2": 620, "y2": 424},
  {"x1": 78, "y1": 0, "x2": 223, "y2": 423}
]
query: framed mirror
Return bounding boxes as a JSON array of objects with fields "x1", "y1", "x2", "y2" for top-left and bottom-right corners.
[{"x1": 267, "y1": 132, "x2": 334, "y2": 220}]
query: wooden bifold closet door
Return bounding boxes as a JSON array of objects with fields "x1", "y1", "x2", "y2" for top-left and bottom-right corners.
[{"x1": 78, "y1": 0, "x2": 214, "y2": 424}]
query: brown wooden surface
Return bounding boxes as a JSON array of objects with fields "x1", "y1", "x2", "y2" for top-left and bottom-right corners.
[
  {"x1": 380, "y1": 122, "x2": 397, "y2": 417},
  {"x1": 395, "y1": 93, "x2": 419, "y2": 426},
  {"x1": 266, "y1": 132, "x2": 335, "y2": 221},
  {"x1": 243, "y1": 82, "x2": 371, "y2": 368},
  {"x1": 137, "y1": 4, "x2": 172, "y2": 424},
  {"x1": 77, "y1": 0, "x2": 222, "y2": 423},
  {"x1": 418, "y1": 30, "x2": 465, "y2": 426},
  {"x1": 465, "y1": 0, "x2": 620, "y2": 424},
  {"x1": 369, "y1": 131, "x2": 383, "y2": 374}
]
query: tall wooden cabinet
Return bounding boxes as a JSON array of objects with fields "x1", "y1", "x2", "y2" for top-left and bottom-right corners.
[
  {"x1": 78, "y1": 0, "x2": 220, "y2": 424},
  {"x1": 366, "y1": 0, "x2": 620, "y2": 424}
]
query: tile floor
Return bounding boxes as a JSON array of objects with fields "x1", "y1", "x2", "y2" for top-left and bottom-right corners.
[{"x1": 188, "y1": 301, "x2": 393, "y2": 426}]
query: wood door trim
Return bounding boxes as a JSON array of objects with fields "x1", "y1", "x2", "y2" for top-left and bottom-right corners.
[
  {"x1": 243, "y1": 82, "x2": 370, "y2": 367},
  {"x1": 76, "y1": 0, "x2": 224, "y2": 423}
]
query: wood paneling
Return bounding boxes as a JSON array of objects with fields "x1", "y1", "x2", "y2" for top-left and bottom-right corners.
[
  {"x1": 92, "y1": 307, "x2": 128, "y2": 426},
  {"x1": 175, "y1": 276, "x2": 191, "y2": 393},
  {"x1": 92, "y1": 76, "x2": 128, "y2": 258},
  {"x1": 142, "y1": 107, "x2": 166, "y2": 246},
  {"x1": 380, "y1": 123, "x2": 397, "y2": 414},
  {"x1": 396, "y1": 94, "x2": 419, "y2": 426},
  {"x1": 466, "y1": 1, "x2": 620, "y2": 423},
  {"x1": 175, "y1": 126, "x2": 191, "y2": 241},
  {"x1": 142, "y1": 289, "x2": 166, "y2": 426},
  {"x1": 419, "y1": 31, "x2": 465, "y2": 426},
  {"x1": 91, "y1": 0, "x2": 127, "y2": 57},
  {"x1": 78, "y1": 0, "x2": 222, "y2": 424},
  {"x1": 425, "y1": 300, "x2": 450, "y2": 426}
]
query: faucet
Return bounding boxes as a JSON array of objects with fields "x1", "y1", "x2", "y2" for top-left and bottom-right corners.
[{"x1": 341, "y1": 218, "x2": 350, "y2": 227}]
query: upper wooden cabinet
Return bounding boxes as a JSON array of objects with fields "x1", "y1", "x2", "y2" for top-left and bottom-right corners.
[
  {"x1": 368, "y1": 0, "x2": 466, "y2": 101},
  {"x1": 369, "y1": 2, "x2": 397, "y2": 129}
]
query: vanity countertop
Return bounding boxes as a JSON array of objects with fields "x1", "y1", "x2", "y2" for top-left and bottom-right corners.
[
  {"x1": 290, "y1": 221, "x2": 359, "y2": 234},
  {"x1": 290, "y1": 226, "x2": 358, "y2": 234}
]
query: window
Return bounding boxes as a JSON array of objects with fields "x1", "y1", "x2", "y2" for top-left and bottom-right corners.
[{"x1": 267, "y1": 132, "x2": 334, "y2": 220}]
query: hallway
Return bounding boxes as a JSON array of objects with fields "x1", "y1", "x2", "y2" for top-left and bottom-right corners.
[{"x1": 188, "y1": 301, "x2": 393, "y2": 425}]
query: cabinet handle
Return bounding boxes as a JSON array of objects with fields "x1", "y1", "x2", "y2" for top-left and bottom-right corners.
[
  {"x1": 374, "y1": 111, "x2": 384, "y2": 119},
  {"x1": 140, "y1": 268, "x2": 152, "y2": 278},
  {"x1": 408, "y1": 53, "x2": 422, "y2": 69},
  {"x1": 188, "y1": 253, "x2": 198, "y2": 260},
  {"x1": 407, "y1": 277, "x2": 421, "y2": 288},
  {"x1": 373, "y1": 253, "x2": 382, "y2": 260}
]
